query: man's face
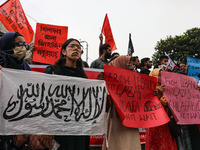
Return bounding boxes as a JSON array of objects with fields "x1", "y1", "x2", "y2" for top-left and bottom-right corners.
[
  {"x1": 134, "y1": 58, "x2": 140, "y2": 68},
  {"x1": 146, "y1": 60, "x2": 152, "y2": 69},
  {"x1": 160, "y1": 58, "x2": 168, "y2": 64},
  {"x1": 105, "y1": 47, "x2": 111, "y2": 59},
  {"x1": 180, "y1": 63, "x2": 186, "y2": 71}
]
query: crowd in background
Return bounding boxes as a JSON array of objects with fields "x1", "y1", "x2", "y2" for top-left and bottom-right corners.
[{"x1": 0, "y1": 31, "x2": 200, "y2": 150}]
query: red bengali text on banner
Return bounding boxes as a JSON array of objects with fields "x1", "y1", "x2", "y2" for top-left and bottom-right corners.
[
  {"x1": 33, "y1": 23, "x2": 68, "y2": 64},
  {"x1": 0, "y1": 0, "x2": 34, "y2": 43}
]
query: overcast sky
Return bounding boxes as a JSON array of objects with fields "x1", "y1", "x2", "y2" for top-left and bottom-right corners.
[{"x1": 1, "y1": 0, "x2": 200, "y2": 65}]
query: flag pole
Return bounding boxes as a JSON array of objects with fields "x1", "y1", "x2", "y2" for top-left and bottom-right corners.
[{"x1": 127, "y1": 33, "x2": 134, "y2": 56}]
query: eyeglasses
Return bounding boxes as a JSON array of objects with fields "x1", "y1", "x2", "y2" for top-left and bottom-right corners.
[
  {"x1": 15, "y1": 42, "x2": 27, "y2": 47},
  {"x1": 68, "y1": 44, "x2": 82, "y2": 50}
]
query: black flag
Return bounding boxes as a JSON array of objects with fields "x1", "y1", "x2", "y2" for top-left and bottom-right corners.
[{"x1": 127, "y1": 33, "x2": 134, "y2": 56}]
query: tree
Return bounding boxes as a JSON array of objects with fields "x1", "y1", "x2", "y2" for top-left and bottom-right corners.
[{"x1": 152, "y1": 27, "x2": 200, "y2": 65}]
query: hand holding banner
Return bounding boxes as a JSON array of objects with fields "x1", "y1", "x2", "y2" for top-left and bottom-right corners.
[
  {"x1": 0, "y1": 68, "x2": 107, "y2": 135},
  {"x1": 104, "y1": 65, "x2": 170, "y2": 128}
]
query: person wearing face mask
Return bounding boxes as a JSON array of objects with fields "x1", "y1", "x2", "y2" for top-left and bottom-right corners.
[
  {"x1": 0, "y1": 32, "x2": 53, "y2": 150},
  {"x1": 0, "y1": 32, "x2": 31, "y2": 70},
  {"x1": 90, "y1": 44, "x2": 111, "y2": 69},
  {"x1": 0, "y1": 32, "x2": 31, "y2": 150}
]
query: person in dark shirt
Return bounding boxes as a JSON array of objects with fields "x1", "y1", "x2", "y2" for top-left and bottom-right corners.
[
  {"x1": 83, "y1": 61, "x2": 89, "y2": 68},
  {"x1": 45, "y1": 38, "x2": 89, "y2": 150},
  {"x1": 90, "y1": 44, "x2": 111, "y2": 69},
  {"x1": 140, "y1": 57, "x2": 152, "y2": 75}
]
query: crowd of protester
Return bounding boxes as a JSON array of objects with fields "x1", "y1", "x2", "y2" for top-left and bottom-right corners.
[{"x1": 0, "y1": 31, "x2": 200, "y2": 150}]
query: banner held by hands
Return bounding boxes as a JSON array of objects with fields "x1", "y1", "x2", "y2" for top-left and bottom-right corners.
[{"x1": 104, "y1": 65, "x2": 170, "y2": 128}]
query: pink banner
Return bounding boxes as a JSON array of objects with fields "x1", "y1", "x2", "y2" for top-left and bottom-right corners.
[{"x1": 161, "y1": 71, "x2": 200, "y2": 124}]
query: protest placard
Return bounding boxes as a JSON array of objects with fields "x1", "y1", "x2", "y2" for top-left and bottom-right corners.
[
  {"x1": 104, "y1": 65, "x2": 170, "y2": 128},
  {"x1": 161, "y1": 71, "x2": 200, "y2": 124},
  {"x1": 187, "y1": 57, "x2": 200, "y2": 82},
  {"x1": 33, "y1": 23, "x2": 68, "y2": 64},
  {"x1": 0, "y1": 68, "x2": 107, "y2": 135},
  {"x1": 0, "y1": 0, "x2": 34, "y2": 43}
]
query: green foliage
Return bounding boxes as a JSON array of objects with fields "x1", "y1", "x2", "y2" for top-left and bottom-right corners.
[{"x1": 153, "y1": 27, "x2": 200, "y2": 65}]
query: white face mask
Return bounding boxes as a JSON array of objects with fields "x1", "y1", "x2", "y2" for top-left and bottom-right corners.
[{"x1": 12, "y1": 46, "x2": 27, "y2": 60}]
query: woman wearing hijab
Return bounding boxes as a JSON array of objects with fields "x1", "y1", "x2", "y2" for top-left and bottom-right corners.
[
  {"x1": 0, "y1": 32, "x2": 31, "y2": 150},
  {"x1": 0, "y1": 32, "x2": 31, "y2": 70},
  {"x1": 0, "y1": 32, "x2": 52, "y2": 150},
  {"x1": 145, "y1": 69, "x2": 178, "y2": 150},
  {"x1": 44, "y1": 38, "x2": 89, "y2": 150},
  {"x1": 102, "y1": 55, "x2": 141, "y2": 150}
]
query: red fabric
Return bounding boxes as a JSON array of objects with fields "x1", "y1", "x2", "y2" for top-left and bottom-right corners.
[
  {"x1": 31, "y1": 67, "x2": 46, "y2": 73},
  {"x1": 0, "y1": 0, "x2": 34, "y2": 43},
  {"x1": 145, "y1": 124, "x2": 178, "y2": 150},
  {"x1": 198, "y1": 124, "x2": 200, "y2": 132},
  {"x1": 90, "y1": 135, "x2": 104, "y2": 145},
  {"x1": 33, "y1": 23, "x2": 68, "y2": 64},
  {"x1": 139, "y1": 132, "x2": 146, "y2": 144},
  {"x1": 28, "y1": 135, "x2": 46, "y2": 149},
  {"x1": 85, "y1": 70, "x2": 100, "y2": 79},
  {"x1": 104, "y1": 65, "x2": 170, "y2": 128},
  {"x1": 30, "y1": 65, "x2": 101, "y2": 79},
  {"x1": 101, "y1": 14, "x2": 117, "y2": 51}
]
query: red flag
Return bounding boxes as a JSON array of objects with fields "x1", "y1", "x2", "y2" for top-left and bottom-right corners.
[
  {"x1": 0, "y1": 0, "x2": 34, "y2": 43},
  {"x1": 101, "y1": 14, "x2": 117, "y2": 51}
]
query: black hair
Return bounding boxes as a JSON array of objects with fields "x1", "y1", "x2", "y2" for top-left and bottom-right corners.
[
  {"x1": 130, "y1": 56, "x2": 138, "y2": 62},
  {"x1": 109, "y1": 52, "x2": 120, "y2": 62},
  {"x1": 159, "y1": 55, "x2": 168, "y2": 61},
  {"x1": 99, "y1": 44, "x2": 110, "y2": 55},
  {"x1": 0, "y1": 31, "x2": 4, "y2": 37},
  {"x1": 176, "y1": 64, "x2": 180, "y2": 68},
  {"x1": 111, "y1": 52, "x2": 119, "y2": 58},
  {"x1": 179, "y1": 62, "x2": 186, "y2": 65},
  {"x1": 55, "y1": 38, "x2": 87, "y2": 78},
  {"x1": 109, "y1": 56, "x2": 118, "y2": 62},
  {"x1": 55, "y1": 38, "x2": 80, "y2": 66},
  {"x1": 198, "y1": 73, "x2": 200, "y2": 77},
  {"x1": 140, "y1": 57, "x2": 150, "y2": 67}
]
